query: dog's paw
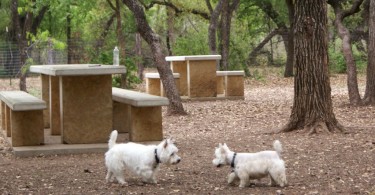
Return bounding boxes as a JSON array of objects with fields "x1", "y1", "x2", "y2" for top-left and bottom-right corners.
[{"x1": 117, "y1": 180, "x2": 128, "y2": 186}]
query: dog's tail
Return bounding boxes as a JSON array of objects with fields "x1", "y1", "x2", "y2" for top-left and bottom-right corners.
[
  {"x1": 108, "y1": 130, "x2": 118, "y2": 149},
  {"x1": 273, "y1": 140, "x2": 283, "y2": 157}
]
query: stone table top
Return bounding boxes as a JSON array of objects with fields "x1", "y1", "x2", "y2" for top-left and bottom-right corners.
[
  {"x1": 165, "y1": 55, "x2": 221, "y2": 61},
  {"x1": 30, "y1": 64, "x2": 126, "y2": 76}
]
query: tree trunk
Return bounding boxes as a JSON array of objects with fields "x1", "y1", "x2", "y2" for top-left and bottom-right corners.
[
  {"x1": 278, "y1": 0, "x2": 344, "y2": 134},
  {"x1": 328, "y1": 0, "x2": 364, "y2": 105},
  {"x1": 135, "y1": 33, "x2": 144, "y2": 80},
  {"x1": 206, "y1": 0, "x2": 223, "y2": 58},
  {"x1": 166, "y1": 4, "x2": 175, "y2": 56},
  {"x1": 122, "y1": 0, "x2": 186, "y2": 115},
  {"x1": 284, "y1": 0, "x2": 294, "y2": 77},
  {"x1": 220, "y1": 0, "x2": 230, "y2": 70},
  {"x1": 218, "y1": 0, "x2": 239, "y2": 70},
  {"x1": 363, "y1": 0, "x2": 375, "y2": 104},
  {"x1": 67, "y1": 4, "x2": 73, "y2": 64}
]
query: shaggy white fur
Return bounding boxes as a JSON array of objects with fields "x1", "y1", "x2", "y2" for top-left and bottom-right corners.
[
  {"x1": 212, "y1": 140, "x2": 287, "y2": 188},
  {"x1": 105, "y1": 130, "x2": 181, "y2": 185}
]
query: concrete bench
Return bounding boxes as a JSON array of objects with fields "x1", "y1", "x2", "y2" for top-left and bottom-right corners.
[
  {"x1": 0, "y1": 91, "x2": 46, "y2": 147},
  {"x1": 145, "y1": 72, "x2": 180, "y2": 97},
  {"x1": 216, "y1": 71, "x2": 245, "y2": 97},
  {"x1": 112, "y1": 87, "x2": 169, "y2": 142}
]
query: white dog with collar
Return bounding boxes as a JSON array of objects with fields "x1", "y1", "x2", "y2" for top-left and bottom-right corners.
[
  {"x1": 105, "y1": 130, "x2": 181, "y2": 185},
  {"x1": 212, "y1": 140, "x2": 287, "y2": 187}
]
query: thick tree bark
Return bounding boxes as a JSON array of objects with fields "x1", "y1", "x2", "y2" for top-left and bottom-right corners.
[
  {"x1": 67, "y1": 4, "x2": 73, "y2": 64},
  {"x1": 123, "y1": 0, "x2": 186, "y2": 115},
  {"x1": 220, "y1": 0, "x2": 230, "y2": 70},
  {"x1": 278, "y1": 0, "x2": 344, "y2": 134},
  {"x1": 135, "y1": 33, "x2": 144, "y2": 80},
  {"x1": 206, "y1": 0, "x2": 224, "y2": 57},
  {"x1": 284, "y1": 0, "x2": 294, "y2": 77},
  {"x1": 363, "y1": 0, "x2": 375, "y2": 104},
  {"x1": 218, "y1": 0, "x2": 239, "y2": 70},
  {"x1": 328, "y1": 0, "x2": 364, "y2": 105}
]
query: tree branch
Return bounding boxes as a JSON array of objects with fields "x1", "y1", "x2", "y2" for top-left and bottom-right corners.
[{"x1": 140, "y1": 0, "x2": 210, "y2": 20}]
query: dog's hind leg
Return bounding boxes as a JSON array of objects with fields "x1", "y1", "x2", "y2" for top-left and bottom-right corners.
[
  {"x1": 105, "y1": 171, "x2": 114, "y2": 183},
  {"x1": 114, "y1": 172, "x2": 127, "y2": 185}
]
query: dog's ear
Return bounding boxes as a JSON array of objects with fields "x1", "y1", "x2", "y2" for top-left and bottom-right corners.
[{"x1": 163, "y1": 139, "x2": 168, "y2": 148}]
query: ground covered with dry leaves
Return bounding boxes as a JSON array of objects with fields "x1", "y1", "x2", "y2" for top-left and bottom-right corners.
[{"x1": 0, "y1": 71, "x2": 374, "y2": 195}]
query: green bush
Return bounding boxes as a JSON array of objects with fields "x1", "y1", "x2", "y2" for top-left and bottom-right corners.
[{"x1": 328, "y1": 45, "x2": 346, "y2": 73}]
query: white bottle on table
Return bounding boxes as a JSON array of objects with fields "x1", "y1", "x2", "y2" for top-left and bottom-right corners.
[{"x1": 113, "y1": 46, "x2": 119, "y2": 66}]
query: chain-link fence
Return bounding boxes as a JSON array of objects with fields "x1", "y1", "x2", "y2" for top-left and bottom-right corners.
[{"x1": 0, "y1": 40, "x2": 90, "y2": 78}]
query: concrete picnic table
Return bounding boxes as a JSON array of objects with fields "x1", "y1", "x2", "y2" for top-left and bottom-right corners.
[
  {"x1": 30, "y1": 64, "x2": 126, "y2": 144},
  {"x1": 165, "y1": 55, "x2": 221, "y2": 98}
]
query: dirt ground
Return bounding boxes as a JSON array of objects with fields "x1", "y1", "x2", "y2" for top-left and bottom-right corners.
[{"x1": 0, "y1": 72, "x2": 374, "y2": 195}]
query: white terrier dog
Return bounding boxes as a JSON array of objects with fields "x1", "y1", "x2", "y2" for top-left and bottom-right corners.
[
  {"x1": 212, "y1": 140, "x2": 287, "y2": 188},
  {"x1": 105, "y1": 130, "x2": 181, "y2": 185}
]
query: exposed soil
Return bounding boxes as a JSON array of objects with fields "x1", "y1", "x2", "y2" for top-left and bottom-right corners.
[{"x1": 0, "y1": 72, "x2": 374, "y2": 195}]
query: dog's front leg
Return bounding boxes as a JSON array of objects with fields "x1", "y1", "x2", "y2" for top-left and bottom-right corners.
[
  {"x1": 227, "y1": 172, "x2": 238, "y2": 185},
  {"x1": 237, "y1": 173, "x2": 250, "y2": 188},
  {"x1": 140, "y1": 168, "x2": 157, "y2": 184}
]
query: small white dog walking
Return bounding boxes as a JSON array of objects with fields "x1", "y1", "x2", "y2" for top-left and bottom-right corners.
[
  {"x1": 212, "y1": 140, "x2": 287, "y2": 188},
  {"x1": 105, "y1": 130, "x2": 181, "y2": 185}
]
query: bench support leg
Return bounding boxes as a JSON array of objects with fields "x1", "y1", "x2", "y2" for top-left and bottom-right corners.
[
  {"x1": 11, "y1": 110, "x2": 44, "y2": 147},
  {"x1": 1, "y1": 101, "x2": 6, "y2": 132},
  {"x1": 5, "y1": 105, "x2": 11, "y2": 137},
  {"x1": 112, "y1": 101, "x2": 130, "y2": 133},
  {"x1": 130, "y1": 106, "x2": 163, "y2": 142},
  {"x1": 225, "y1": 75, "x2": 244, "y2": 97}
]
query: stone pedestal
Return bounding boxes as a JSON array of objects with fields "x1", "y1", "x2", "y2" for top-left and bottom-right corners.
[
  {"x1": 145, "y1": 73, "x2": 180, "y2": 97},
  {"x1": 216, "y1": 75, "x2": 225, "y2": 95},
  {"x1": 11, "y1": 110, "x2": 44, "y2": 146},
  {"x1": 188, "y1": 60, "x2": 217, "y2": 97},
  {"x1": 112, "y1": 101, "x2": 130, "y2": 133},
  {"x1": 60, "y1": 75, "x2": 113, "y2": 144},
  {"x1": 130, "y1": 106, "x2": 163, "y2": 142},
  {"x1": 226, "y1": 75, "x2": 244, "y2": 96},
  {"x1": 170, "y1": 61, "x2": 188, "y2": 96},
  {"x1": 41, "y1": 74, "x2": 50, "y2": 128},
  {"x1": 167, "y1": 55, "x2": 221, "y2": 98},
  {"x1": 50, "y1": 76, "x2": 61, "y2": 135},
  {"x1": 5, "y1": 105, "x2": 10, "y2": 137},
  {"x1": 145, "y1": 75, "x2": 161, "y2": 96},
  {"x1": 1, "y1": 101, "x2": 5, "y2": 131}
]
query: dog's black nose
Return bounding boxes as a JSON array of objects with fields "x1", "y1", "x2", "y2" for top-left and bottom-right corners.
[
  {"x1": 217, "y1": 164, "x2": 222, "y2": 168},
  {"x1": 177, "y1": 159, "x2": 181, "y2": 163}
]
